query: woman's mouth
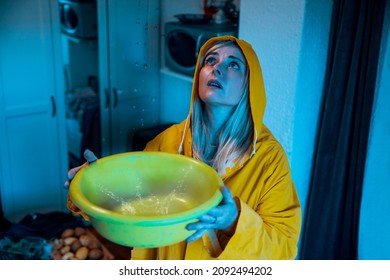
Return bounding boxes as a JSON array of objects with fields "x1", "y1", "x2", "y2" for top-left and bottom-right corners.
[{"x1": 207, "y1": 79, "x2": 222, "y2": 89}]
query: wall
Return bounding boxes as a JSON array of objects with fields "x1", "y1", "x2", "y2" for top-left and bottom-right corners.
[
  {"x1": 358, "y1": 0, "x2": 390, "y2": 259},
  {"x1": 239, "y1": 0, "x2": 332, "y2": 239},
  {"x1": 290, "y1": 0, "x2": 332, "y2": 230},
  {"x1": 240, "y1": 0, "x2": 304, "y2": 158}
]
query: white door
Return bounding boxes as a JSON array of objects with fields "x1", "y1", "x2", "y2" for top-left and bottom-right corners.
[{"x1": 0, "y1": 0, "x2": 68, "y2": 222}]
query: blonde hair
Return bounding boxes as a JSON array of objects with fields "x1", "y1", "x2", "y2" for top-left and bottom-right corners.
[{"x1": 192, "y1": 40, "x2": 254, "y2": 175}]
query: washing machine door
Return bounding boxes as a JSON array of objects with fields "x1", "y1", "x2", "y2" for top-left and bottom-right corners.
[
  {"x1": 167, "y1": 31, "x2": 197, "y2": 69},
  {"x1": 60, "y1": 3, "x2": 79, "y2": 35},
  {"x1": 59, "y1": 0, "x2": 97, "y2": 39}
]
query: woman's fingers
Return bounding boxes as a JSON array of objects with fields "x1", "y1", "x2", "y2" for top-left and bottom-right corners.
[
  {"x1": 64, "y1": 163, "x2": 86, "y2": 189},
  {"x1": 198, "y1": 213, "x2": 217, "y2": 224},
  {"x1": 186, "y1": 228, "x2": 207, "y2": 243},
  {"x1": 64, "y1": 150, "x2": 98, "y2": 189},
  {"x1": 220, "y1": 185, "x2": 235, "y2": 203},
  {"x1": 186, "y1": 187, "x2": 239, "y2": 242},
  {"x1": 67, "y1": 163, "x2": 88, "y2": 180},
  {"x1": 84, "y1": 149, "x2": 98, "y2": 163}
]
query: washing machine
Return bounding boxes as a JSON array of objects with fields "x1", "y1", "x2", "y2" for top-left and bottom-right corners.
[
  {"x1": 164, "y1": 21, "x2": 238, "y2": 76},
  {"x1": 59, "y1": 0, "x2": 97, "y2": 39}
]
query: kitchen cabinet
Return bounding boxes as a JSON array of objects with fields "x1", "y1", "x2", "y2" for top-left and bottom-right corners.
[
  {"x1": 0, "y1": 0, "x2": 68, "y2": 222},
  {"x1": 98, "y1": 0, "x2": 160, "y2": 155}
]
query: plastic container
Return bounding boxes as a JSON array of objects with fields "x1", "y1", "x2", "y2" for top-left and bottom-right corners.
[{"x1": 69, "y1": 152, "x2": 223, "y2": 248}]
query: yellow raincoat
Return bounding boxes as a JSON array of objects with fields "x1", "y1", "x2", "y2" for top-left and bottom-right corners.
[{"x1": 130, "y1": 36, "x2": 301, "y2": 260}]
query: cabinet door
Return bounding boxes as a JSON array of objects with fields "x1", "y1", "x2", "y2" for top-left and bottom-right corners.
[
  {"x1": 0, "y1": 0, "x2": 68, "y2": 222},
  {"x1": 99, "y1": 0, "x2": 160, "y2": 155}
]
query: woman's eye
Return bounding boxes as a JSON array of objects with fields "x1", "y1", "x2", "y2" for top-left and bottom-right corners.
[
  {"x1": 229, "y1": 61, "x2": 240, "y2": 70},
  {"x1": 205, "y1": 56, "x2": 216, "y2": 65}
]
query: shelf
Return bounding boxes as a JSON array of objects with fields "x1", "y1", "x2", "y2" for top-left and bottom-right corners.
[{"x1": 61, "y1": 33, "x2": 97, "y2": 44}]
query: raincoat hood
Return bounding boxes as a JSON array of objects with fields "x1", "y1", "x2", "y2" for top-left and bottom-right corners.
[{"x1": 179, "y1": 36, "x2": 266, "y2": 155}]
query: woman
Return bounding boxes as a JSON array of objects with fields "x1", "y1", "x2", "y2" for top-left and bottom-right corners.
[{"x1": 67, "y1": 36, "x2": 301, "y2": 260}]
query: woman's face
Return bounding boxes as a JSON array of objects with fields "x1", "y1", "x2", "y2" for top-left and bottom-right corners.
[{"x1": 198, "y1": 43, "x2": 247, "y2": 108}]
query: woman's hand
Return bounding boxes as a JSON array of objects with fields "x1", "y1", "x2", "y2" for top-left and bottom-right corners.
[
  {"x1": 64, "y1": 149, "x2": 98, "y2": 189},
  {"x1": 186, "y1": 186, "x2": 239, "y2": 243}
]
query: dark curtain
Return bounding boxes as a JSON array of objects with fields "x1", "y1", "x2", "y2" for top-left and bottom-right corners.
[{"x1": 300, "y1": 0, "x2": 386, "y2": 259}]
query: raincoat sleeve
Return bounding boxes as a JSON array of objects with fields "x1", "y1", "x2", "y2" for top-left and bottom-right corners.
[{"x1": 214, "y1": 146, "x2": 301, "y2": 260}]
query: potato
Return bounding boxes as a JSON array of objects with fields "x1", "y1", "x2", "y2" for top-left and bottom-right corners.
[
  {"x1": 62, "y1": 252, "x2": 74, "y2": 260},
  {"x1": 60, "y1": 245, "x2": 71, "y2": 255},
  {"x1": 88, "y1": 248, "x2": 103, "y2": 260},
  {"x1": 53, "y1": 228, "x2": 107, "y2": 260},
  {"x1": 61, "y1": 228, "x2": 75, "y2": 239},
  {"x1": 79, "y1": 234, "x2": 91, "y2": 247},
  {"x1": 75, "y1": 246, "x2": 89, "y2": 260},
  {"x1": 74, "y1": 227, "x2": 86, "y2": 237},
  {"x1": 64, "y1": 236, "x2": 78, "y2": 245},
  {"x1": 71, "y1": 240, "x2": 82, "y2": 252},
  {"x1": 88, "y1": 238, "x2": 102, "y2": 249}
]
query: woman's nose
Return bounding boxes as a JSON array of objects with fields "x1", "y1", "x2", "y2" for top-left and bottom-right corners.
[{"x1": 213, "y1": 64, "x2": 223, "y2": 76}]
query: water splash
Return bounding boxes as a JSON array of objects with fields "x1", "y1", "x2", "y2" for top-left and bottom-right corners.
[{"x1": 97, "y1": 166, "x2": 195, "y2": 216}]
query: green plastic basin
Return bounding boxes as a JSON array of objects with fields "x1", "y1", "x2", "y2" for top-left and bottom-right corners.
[{"x1": 69, "y1": 151, "x2": 223, "y2": 248}]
